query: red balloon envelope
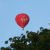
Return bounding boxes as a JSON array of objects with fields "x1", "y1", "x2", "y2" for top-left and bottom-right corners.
[{"x1": 15, "y1": 13, "x2": 29, "y2": 28}]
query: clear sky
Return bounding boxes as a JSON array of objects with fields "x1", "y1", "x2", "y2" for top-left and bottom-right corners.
[{"x1": 0, "y1": 0, "x2": 50, "y2": 47}]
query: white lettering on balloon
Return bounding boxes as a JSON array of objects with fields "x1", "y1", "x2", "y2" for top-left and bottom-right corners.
[{"x1": 21, "y1": 16, "x2": 28, "y2": 24}]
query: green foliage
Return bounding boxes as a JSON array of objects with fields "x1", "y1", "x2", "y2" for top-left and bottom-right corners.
[
  {"x1": 5, "y1": 41, "x2": 8, "y2": 44},
  {"x1": 1, "y1": 28, "x2": 50, "y2": 50},
  {"x1": 1, "y1": 47, "x2": 11, "y2": 50}
]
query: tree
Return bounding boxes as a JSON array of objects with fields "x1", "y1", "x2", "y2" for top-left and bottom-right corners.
[{"x1": 0, "y1": 27, "x2": 50, "y2": 50}]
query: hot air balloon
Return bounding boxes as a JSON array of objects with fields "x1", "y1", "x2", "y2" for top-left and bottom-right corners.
[{"x1": 15, "y1": 13, "x2": 29, "y2": 29}]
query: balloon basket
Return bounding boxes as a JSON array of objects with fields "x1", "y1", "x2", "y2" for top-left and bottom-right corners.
[{"x1": 22, "y1": 28, "x2": 24, "y2": 30}]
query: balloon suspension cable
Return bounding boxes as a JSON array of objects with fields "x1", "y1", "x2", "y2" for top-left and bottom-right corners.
[{"x1": 22, "y1": 28, "x2": 24, "y2": 30}]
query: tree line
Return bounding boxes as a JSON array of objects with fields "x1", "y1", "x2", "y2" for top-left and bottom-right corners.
[{"x1": 0, "y1": 27, "x2": 50, "y2": 50}]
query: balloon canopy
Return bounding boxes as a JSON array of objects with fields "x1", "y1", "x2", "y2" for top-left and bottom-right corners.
[{"x1": 15, "y1": 13, "x2": 29, "y2": 29}]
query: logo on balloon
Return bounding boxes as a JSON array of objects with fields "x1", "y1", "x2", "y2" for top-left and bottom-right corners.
[{"x1": 21, "y1": 16, "x2": 28, "y2": 23}]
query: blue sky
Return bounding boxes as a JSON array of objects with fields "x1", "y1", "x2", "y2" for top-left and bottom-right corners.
[{"x1": 0, "y1": 0, "x2": 50, "y2": 47}]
